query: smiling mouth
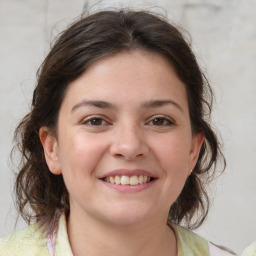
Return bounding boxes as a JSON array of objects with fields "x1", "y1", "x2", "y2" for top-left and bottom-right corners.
[{"x1": 102, "y1": 175, "x2": 154, "y2": 186}]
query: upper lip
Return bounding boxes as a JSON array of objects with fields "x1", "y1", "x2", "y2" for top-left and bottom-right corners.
[{"x1": 98, "y1": 169, "x2": 158, "y2": 179}]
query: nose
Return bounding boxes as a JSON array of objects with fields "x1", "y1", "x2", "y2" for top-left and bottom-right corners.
[{"x1": 110, "y1": 123, "x2": 149, "y2": 161}]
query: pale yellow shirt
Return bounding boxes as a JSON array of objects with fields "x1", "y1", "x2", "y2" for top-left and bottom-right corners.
[
  {"x1": 242, "y1": 242, "x2": 256, "y2": 256},
  {"x1": 0, "y1": 213, "x2": 241, "y2": 256}
]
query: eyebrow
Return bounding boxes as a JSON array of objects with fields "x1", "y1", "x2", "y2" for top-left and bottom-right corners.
[
  {"x1": 71, "y1": 100, "x2": 116, "y2": 112},
  {"x1": 142, "y1": 100, "x2": 184, "y2": 112},
  {"x1": 71, "y1": 99, "x2": 183, "y2": 113}
]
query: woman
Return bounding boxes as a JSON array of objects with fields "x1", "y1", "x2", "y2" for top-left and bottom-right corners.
[{"x1": 0, "y1": 10, "x2": 238, "y2": 256}]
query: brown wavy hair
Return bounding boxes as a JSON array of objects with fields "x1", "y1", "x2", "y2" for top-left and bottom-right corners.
[{"x1": 13, "y1": 10, "x2": 225, "y2": 230}]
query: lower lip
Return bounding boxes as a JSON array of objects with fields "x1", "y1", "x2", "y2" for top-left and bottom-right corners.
[{"x1": 100, "y1": 179, "x2": 157, "y2": 193}]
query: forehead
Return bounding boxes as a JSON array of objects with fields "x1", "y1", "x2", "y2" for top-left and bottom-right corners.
[{"x1": 61, "y1": 50, "x2": 188, "y2": 110}]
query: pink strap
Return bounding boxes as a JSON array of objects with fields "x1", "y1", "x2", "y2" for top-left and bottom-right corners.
[
  {"x1": 47, "y1": 226, "x2": 58, "y2": 256},
  {"x1": 46, "y1": 213, "x2": 60, "y2": 256}
]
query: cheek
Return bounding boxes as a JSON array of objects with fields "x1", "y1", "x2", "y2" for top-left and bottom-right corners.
[
  {"x1": 152, "y1": 134, "x2": 191, "y2": 197},
  {"x1": 154, "y1": 134, "x2": 191, "y2": 170},
  {"x1": 58, "y1": 132, "x2": 109, "y2": 176},
  {"x1": 58, "y1": 133, "x2": 109, "y2": 200}
]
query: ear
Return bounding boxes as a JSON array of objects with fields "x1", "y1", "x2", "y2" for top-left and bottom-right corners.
[
  {"x1": 188, "y1": 132, "x2": 204, "y2": 176},
  {"x1": 39, "y1": 127, "x2": 62, "y2": 175}
]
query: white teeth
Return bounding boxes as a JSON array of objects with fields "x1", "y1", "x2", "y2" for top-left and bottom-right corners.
[
  {"x1": 130, "y1": 176, "x2": 139, "y2": 185},
  {"x1": 104, "y1": 175, "x2": 152, "y2": 185},
  {"x1": 114, "y1": 176, "x2": 121, "y2": 185},
  {"x1": 109, "y1": 176, "x2": 115, "y2": 184},
  {"x1": 120, "y1": 175, "x2": 130, "y2": 185}
]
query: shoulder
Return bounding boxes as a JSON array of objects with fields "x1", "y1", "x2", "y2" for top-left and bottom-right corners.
[
  {"x1": 171, "y1": 223, "x2": 209, "y2": 255},
  {"x1": 169, "y1": 223, "x2": 237, "y2": 256},
  {"x1": 241, "y1": 242, "x2": 256, "y2": 256},
  {"x1": 0, "y1": 224, "x2": 48, "y2": 256}
]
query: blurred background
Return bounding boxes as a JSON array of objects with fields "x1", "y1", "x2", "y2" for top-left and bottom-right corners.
[{"x1": 0, "y1": 0, "x2": 255, "y2": 254}]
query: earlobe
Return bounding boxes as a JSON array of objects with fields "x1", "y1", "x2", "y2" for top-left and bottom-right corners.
[
  {"x1": 39, "y1": 127, "x2": 62, "y2": 175},
  {"x1": 188, "y1": 133, "x2": 204, "y2": 176}
]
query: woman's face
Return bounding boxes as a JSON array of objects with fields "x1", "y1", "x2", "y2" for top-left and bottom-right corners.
[{"x1": 42, "y1": 50, "x2": 203, "y2": 226}]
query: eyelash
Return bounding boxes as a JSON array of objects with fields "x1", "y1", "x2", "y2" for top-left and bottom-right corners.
[
  {"x1": 81, "y1": 116, "x2": 110, "y2": 126},
  {"x1": 81, "y1": 115, "x2": 174, "y2": 127},
  {"x1": 147, "y1": 116, "x2": 175, "y2": 126}
]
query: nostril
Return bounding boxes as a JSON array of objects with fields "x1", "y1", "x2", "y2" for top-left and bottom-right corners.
[
  {"x1": 114, "y1": 153, "x2": 124, "y2": 158},
  {"x1": 110, "y1": 137, "x2": 149, "y2": 160},
  {"x1": 112, "y1": 151, "x2": 145, "y2": 160}
]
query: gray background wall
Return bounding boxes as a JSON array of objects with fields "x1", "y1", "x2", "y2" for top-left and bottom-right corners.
[{"x1": 0, "y1": 0, "x2": 255, "y2": 254}]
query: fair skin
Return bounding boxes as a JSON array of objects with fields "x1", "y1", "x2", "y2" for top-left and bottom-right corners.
[{"x1": 40, "y1": 50, "x2": 204, "y2": 256}]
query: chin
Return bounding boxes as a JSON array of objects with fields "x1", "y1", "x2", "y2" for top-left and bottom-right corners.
[
  {"x1": 99, "y1": 204, "x2": 156, "y2": 227},
  {"x1": 105, "y1": 214, "x2": 149, "y2": 227}
]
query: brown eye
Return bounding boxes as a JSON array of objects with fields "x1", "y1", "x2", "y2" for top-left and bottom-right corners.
[
  {"x1": 82, "y1": 117, "x2": 107, "y2": 126},
  {"x1": 150, "y1": 117, "x2": 173, "y2": 126},
  {"x1": 89, "y1": 118, "x2": 104, "y2": 125}
]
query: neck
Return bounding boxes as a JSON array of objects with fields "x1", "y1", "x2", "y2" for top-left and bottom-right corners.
[{"x1": 67, "y1": 210, "x2": 177, "y2": 256}]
